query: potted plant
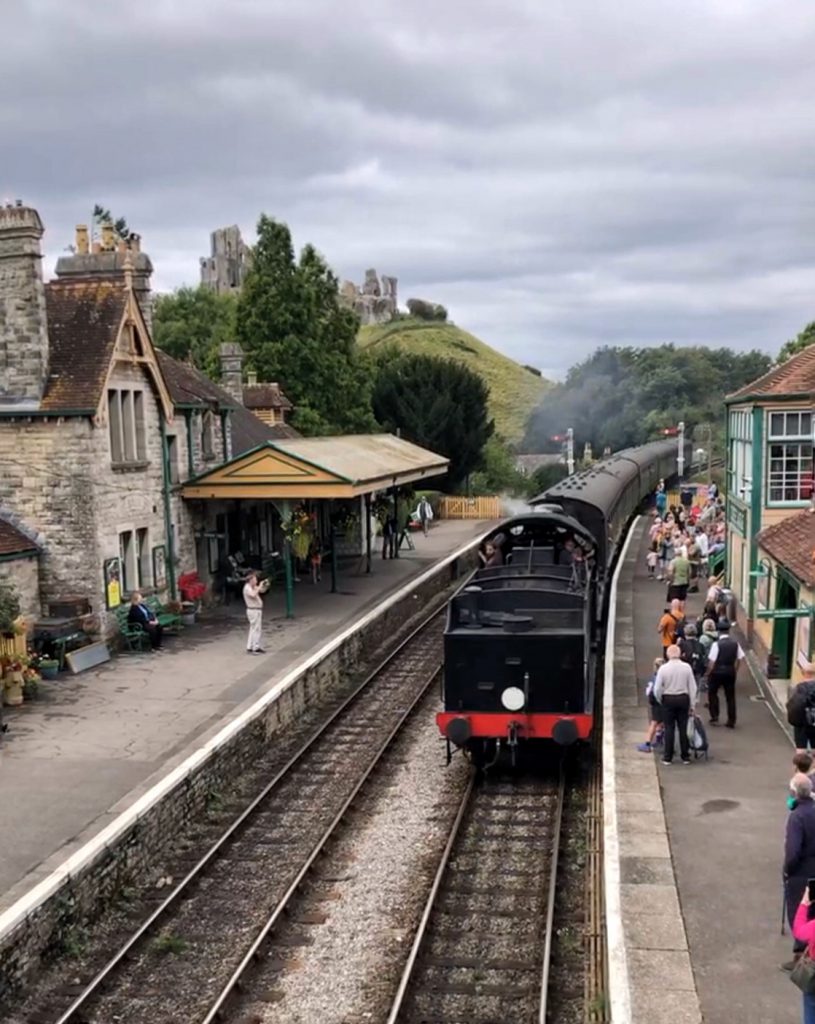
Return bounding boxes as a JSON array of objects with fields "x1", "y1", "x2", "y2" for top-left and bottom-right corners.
[
  {"x1": 39, "y1": 658, "x2": 60, "y2": 680},
  {"x1": 0, "y1": 580, "x2": 21, "y2": 638},
  {"x1": 23, "y1": 665, "x2": 40, "y2": 701},
  {"x1": 3, "y1": 654, "x2": 25, "y2": 706}
]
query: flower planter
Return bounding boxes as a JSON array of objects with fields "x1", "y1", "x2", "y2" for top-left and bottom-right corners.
[
  {"x1": 3, "y1": 670, "x2": 24, "y2": 706},
  {"x1": 180, "y1": 602, "x2": 196, "y2": 627},
  {"x1": 39, "y1": 661, "x2": 59, "y2": 680}
]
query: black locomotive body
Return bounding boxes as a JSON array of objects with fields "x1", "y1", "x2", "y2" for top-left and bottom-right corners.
[{"x1": 437, "y1": 439, "x2": 688, "y2": 762}]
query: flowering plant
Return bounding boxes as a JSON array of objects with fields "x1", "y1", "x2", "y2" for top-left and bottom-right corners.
[{"x1": 282, "y1": 505, "x2": 314, "y2": 559}]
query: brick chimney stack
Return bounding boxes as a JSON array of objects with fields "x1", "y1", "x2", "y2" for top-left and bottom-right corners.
[
  {"x1": 55, "y1": 224, "x2": 154, "y2": 332},
  {"x1": 219, "y1": 343, "x2": 245, "y2": 406},
  {"x1": 0, "y1": 201, "x2": 49, "y2": 406}
]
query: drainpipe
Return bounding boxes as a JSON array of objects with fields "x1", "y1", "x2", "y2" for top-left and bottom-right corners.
[
  {"x1": 160, "y1": 415, "x2": 178, "y2": 599},
  {"x1": 220, "y1": 410, "x2": 229, "y2": 461},
  {"x1": 185, "y1": 411, "x2": 195, "y2": 478}
]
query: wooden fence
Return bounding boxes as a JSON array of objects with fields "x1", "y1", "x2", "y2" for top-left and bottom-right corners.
[
  {"x1": 0, "y1": 631, "x2": 26, "y2": 660},
  {"x1": 438, "y1": 495, "x2": 502, "y2": 520}
]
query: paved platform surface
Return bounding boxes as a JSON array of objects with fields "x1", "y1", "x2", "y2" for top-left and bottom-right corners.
[
  {"x1": 630, "y1": 519, "x2": 795, "y2": 1023},
  {"x1": 0, "y1": 520, "x2": 492, "y2": 913}
]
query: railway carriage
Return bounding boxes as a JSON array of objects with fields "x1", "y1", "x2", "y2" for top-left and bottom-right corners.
[{"x1": 437, "y1": 439, "x2": 690, "y2": 765}]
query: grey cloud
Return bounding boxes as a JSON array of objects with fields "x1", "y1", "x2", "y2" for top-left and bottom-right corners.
[{"x1": 3, "y1": 0, "x2": 815, "y2": 380}]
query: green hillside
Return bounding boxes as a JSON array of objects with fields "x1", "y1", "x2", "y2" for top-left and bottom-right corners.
[{"x1": 358, "y1": 318, "x2": 550, "y2": 443}]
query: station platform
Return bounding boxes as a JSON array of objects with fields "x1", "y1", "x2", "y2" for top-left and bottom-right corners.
[
  {"x1": 0, "y1": 519, "x2": 492, "y2": 915},
  {"x1": 624, "y1": 517, "x2": 795, "y2": 1023}
]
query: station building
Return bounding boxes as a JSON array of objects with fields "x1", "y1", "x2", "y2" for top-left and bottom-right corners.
[
  {"x1": 724, "y1": 346, "x2": 815, "y2": 682},
  {"x1": 0, "y1": 204, "x2": 446, "y2": 639}
]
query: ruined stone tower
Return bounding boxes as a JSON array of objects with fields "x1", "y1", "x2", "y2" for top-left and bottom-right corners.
[
  {"x1": 0, "y1": 201, "x2": 49, "y2": 407},
  {"x1": 200, "y1": 226, "x2": 250, "y2": 294}
]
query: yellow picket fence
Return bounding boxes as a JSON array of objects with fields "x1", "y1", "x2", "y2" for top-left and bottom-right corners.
[
  {"x1": 0, "y1": 631, "x2": 26, "y2": 660},
  {"x1": 438, "y1": 495, "x2": 502, "y2": 520}
]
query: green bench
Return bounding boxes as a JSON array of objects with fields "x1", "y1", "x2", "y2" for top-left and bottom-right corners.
[
  {"x1": 145, "y1": 597, "x2": 182, "y2": 633},
  {"x1": 114, "y1": 606, "x2": 151, "y2": 653}
]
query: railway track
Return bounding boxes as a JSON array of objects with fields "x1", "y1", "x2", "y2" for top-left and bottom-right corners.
[
  {"x1": 44, "y1": 609, "x2": 446, "y2": 1024},
  {"x1": 387, "y1": 768, "x2": 566, "y2": 1024}
]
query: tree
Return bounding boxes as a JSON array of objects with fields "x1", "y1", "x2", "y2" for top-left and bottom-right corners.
[
  {"x1": 372, "y1": 351, "x2": 494, "y2": 490},
  {"x1": 93, "y1": 204, "x2": 135, "y2": 242},
  {"x1": 153, "y1": 287, "x2": 238, "y2": 378},
  {"x1": 778, "y1": 321, "x2": 815, "y2": 363},
  {"x1": 523, "y1": 344, "x2": 772, "y2": 456},
  {"x1": 527, "y1": 461, "x2": 569, "y2": 498},
  {"x1": 235, "y1": 215, "x2": 375, "y2": 435}
]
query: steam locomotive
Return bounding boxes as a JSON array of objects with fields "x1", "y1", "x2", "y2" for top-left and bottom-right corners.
[{"x1": 436, "y1": 440, "x2": 689, "y2": 765}]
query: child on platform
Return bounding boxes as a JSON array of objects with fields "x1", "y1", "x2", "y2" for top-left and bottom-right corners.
[{"x1": 638, "y1": 657, "x2": 665, "y2": 753}]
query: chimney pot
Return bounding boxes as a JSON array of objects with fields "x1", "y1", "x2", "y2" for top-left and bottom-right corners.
[
  {"x1": 75, "y1": 225, "x2": 89, "y2": 254},
  {"x1": 101, "y1": 223, "x2": 115, "y2": 250},
  {"x1": 92, "y1": 240, "x2": 101, "y2": 254},
  {"x1": 246, "y1": 370, "x2": 258, "y2": 386},
  {"x1": 15, "y1": 199, "x2": 22, "y2": 207}
]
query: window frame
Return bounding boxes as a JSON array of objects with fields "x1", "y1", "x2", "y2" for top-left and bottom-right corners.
[{"x1": 765, "y1": 408, "x2": 814, "y2": 506}]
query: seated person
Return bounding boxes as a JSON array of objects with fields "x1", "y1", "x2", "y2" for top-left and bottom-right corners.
[{"x1": 127, "y1": 592, "x2": 163, "y2": 649}]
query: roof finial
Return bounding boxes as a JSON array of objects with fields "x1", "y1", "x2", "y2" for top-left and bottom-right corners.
[{"x1": 123, "y1": 246, "x2": 134, "y2": 291}]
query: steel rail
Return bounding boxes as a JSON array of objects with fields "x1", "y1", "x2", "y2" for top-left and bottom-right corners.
[
  {"x1": 202, "y1": 663, "x2": 442, "y2": 1023},
  {"x1": 384, "y1": 771, "x2": 476, "y2": 1024},
  {"x1": 538, "y1": 766, "x2": 567, "y2": 1024},
  {"x1": 386, "y1": 766, "x2": 566, "y2": 1024},
  {"x1": 53, "y1": 606, "x2": 446, "y2": 1024}
]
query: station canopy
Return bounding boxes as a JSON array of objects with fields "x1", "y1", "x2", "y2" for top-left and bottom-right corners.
[{"x1": 181, "y1": 433, "x2": 450, "y2": 500}]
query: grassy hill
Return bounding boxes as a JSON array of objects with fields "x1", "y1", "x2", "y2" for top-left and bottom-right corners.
[{"x1": 358, "y1": 318, "x2": 550, "y2": 443}]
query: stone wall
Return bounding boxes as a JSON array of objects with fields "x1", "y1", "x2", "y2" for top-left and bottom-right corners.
[
  {"x1": 0, "y1": 205, "x2": 49, "y2": 403},
  {"x1": 0, "y1": 541, "x2": 480, "y2": 999},
  {"x1": 0, "y1": 356, "x2": 223, "y2": 634},
  {"x1": 0, "y1": 555, "x2": 40, "y2": 621}
]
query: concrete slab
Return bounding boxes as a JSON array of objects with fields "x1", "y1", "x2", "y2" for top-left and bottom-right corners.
[
  {"x1": 627, "y1": 947, "x2": 696, "y2": 990},
  {"x1": 631, "y1": 988, "x2": 703, "y2": 1024},
  {"x1": 630, "y1": 519, "x2": 794, "y2": 1024},
  {"x1": 0, "y1": 519, "x2": 492, "y2": 908}
]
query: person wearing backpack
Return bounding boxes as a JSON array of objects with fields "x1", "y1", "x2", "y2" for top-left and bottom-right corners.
[
  {"x1": 679, "y1": 623, "x2": 706, "y2": 680},
  {"x1": 657, "y1": 599, "x2": 685, "y2": 658},
  {"x1": 788, "y1": 663, "x2": 815, "y2": 753},
  {"x1": 705, "y1": 619, "x2": 745, "y2": 728}
]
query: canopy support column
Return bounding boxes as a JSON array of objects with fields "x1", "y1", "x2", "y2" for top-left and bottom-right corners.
[
  {"x1": 364, "y1": 493, "x2": 372, "y2": 574},
  {"x1": 330, "y1": 500, "x2": 338, "y2": 594},
  {"x1": 392, "y1": 485, "x2": 400, "y2": 559}
]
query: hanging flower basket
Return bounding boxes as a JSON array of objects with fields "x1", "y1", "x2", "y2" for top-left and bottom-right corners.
[{"x1": 282, "y1": 506, "x2": 314, "y2": 560}]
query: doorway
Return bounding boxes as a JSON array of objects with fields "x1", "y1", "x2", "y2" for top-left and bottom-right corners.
[{"x1": 772, "y1": 576, "x2": 799, "y2": 678}]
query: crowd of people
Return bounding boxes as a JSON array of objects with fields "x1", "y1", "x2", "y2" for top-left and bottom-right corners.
[
  {"x1": 639, "y1": 481, "x2": 740, "y2": 763},
  {"x1": 636, "y1": 481, "x2": 815, "y2": 1018}
]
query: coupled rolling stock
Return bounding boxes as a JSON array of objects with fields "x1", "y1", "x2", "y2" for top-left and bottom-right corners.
[{"x1": 437, "y1": 440, "x2": 690, "y2": 765}]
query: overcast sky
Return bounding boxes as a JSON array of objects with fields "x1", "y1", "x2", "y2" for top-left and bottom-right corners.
[{"x1": 4, "y1": 0, "x2": 815, "y2": 378}]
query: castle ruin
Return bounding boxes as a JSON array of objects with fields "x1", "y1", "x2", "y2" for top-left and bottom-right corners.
[
  {"x1": 339, "y1": 269, "x2": 398, "y2": 326},
  {"x1": 200, "y1": 225, "x2": 251, "y2": 294}
]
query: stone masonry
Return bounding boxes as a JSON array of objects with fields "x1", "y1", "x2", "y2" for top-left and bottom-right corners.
[
  {"x1": 0, "y1": 203, "x2": 48, "y2": 406},
  {"x1": 339, "y1": 269, "x2": 398, "y2": 325},
  {"x1": 200, "y1": 225, "x2": 251, "y2": 294}
]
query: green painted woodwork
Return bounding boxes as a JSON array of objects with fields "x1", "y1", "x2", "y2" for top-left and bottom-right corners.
[{"x1": 748, "y1": 406, "x2": 763, "y2": 619}]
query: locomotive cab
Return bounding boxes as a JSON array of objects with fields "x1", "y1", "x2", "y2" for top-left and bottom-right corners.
[{"x1": 438, "y1": 514, "x2": 598, "y2": 763}]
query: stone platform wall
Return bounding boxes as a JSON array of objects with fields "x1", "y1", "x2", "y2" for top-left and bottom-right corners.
[{"x1": 0, "y1": 543, "x2": 479, "y2": 1000}]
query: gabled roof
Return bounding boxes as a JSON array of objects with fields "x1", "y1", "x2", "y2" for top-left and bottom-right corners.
[
  {"x1": 40, "y1": 280, "x2": 128, "y2": 412},
  {"x1": 182, "y1": 433, "x2": 449, "y2": 500},
  {"x1": 155, "y1": 351, "x2": 233, "y2": 409},
  {"x1": 154, "y1": 350, "x2": 301, "y2": 456},
  {"x1": 0, "y1": 519, "x2": 39, "y2": 558},
  {"x1": 727, "y1": 346, "x2": 815, "y2": 403},
  {"x1": 757, "y1": 509, "x2": 815, "y2": 588},
  {"x1": 243, "y1": 382, "x2": 292, "y2": 411}
]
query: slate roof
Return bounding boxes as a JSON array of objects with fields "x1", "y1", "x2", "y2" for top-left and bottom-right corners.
[
  {"x1": 727, "y1": 346, "x2": 815, "y2": 403},
  {"x1": 155, "y1": 350, "x2": 300, "y2": 456},
  {"x1": 0, "y1": 519, "x2": 39, "y2": 558},
  {"x1": 243, "y1": 382, "x2": 292, "y2": 411},
  {"x1": 757, "y1": 509, "x2": 815, "y2": 587},
  {"x1": 40, "y1": 279, "x2": 128, "y2": 412},
  {"x1": 155, "y1": 351, "x2": 232, "y2": 409}
]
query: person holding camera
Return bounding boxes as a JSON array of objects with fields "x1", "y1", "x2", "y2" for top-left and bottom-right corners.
[{"x1": 243, "y1": 571, "x2": 267, "y2": 654}]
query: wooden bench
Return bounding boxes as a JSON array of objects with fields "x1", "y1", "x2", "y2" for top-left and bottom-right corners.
[{"x1": 114, "y1": 606, "x2": 151, "y2": 653}]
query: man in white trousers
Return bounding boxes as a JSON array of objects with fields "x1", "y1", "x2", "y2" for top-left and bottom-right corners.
[{"x1": 243, "y1": 572, "x2": 265, "y2": 654}]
